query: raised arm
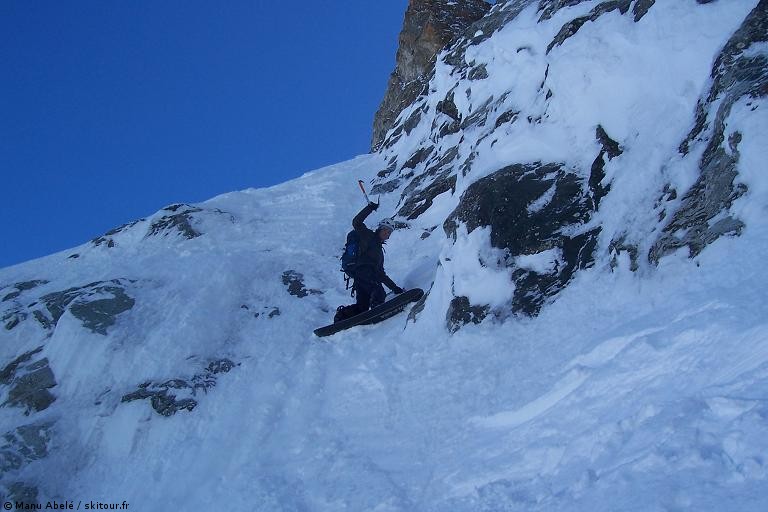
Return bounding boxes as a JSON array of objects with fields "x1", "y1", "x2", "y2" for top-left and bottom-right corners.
[{"x1": 352, "y1": 202, "x2": 379, "y2": 231}]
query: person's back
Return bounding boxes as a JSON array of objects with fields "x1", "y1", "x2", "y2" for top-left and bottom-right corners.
[{"x1": 352, "y1": 214, "x2": 385, "y2": 281}]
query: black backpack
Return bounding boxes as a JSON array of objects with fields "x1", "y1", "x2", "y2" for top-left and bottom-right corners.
[{"x1": 340, "y1": 230, "x2": 360, "y2": 285}]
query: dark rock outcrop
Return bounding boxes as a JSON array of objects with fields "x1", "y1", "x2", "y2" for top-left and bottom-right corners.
[
  {"x1": 1, "y1": 483, "x2": 39, "y2": 508},
  {"x1": 26, "y1": 280, "x2": 136, "y2": 335},
  {"x1": 371, "y1": 178, "x2": 403, "y2": 196},
  {"x1": 282, "y1": 271, "x2": 323, "y2": 298},
  {"x1": 651, "y1": 1, "x2": 766, "y2": 262},
  {"x1": 242, "y1": 305, "x2": 281, "y2": 319},
  {"x1": 89, "y1": 203, "x2": 235, "y2": 248},
  {"x1": 4, "y1": 362, "x2": 56, "y2": 414},
  {"x1": 1, "y1": 280, "x2": 48, "y2": 303},
  {"x1": 4, "y1": 311, "x2": 26, "y2": 331},
  {"x1": 2, "y1": 281, "x2": 51, "y2": 331},
  {"x1": 633, "y1": 0, "x2": 656, "y2": 21},
  {"x1": 372, "y1": 0, "x2": 491, "y2": 150},
  {"x1": 0, "y1": 422, "x2": 53, "y2": 472},
  {"x1": 392, "y1": 146, "x2": 460, "y2": 220},
  {"x1": 2, "y1": 280, "x2": 136, "y2": 334},
  {"x1": 121, "y1": 359, "x2": 238, "y2": 417},
  {"x1": 403, "y1": 176, "x2": 457, "y2": 221},
  {"x1": 147, "y1": 204, "x2": 205, "y2": 240},
  {"x1": 546, "y1": 1, "x2": 632, "y2": 54},
  {"x1": 589, "y1": 125, "x2": 622, "y2": 209},
  {"x1": 403, "y1": 146, "x2": 435, "y2": 170},
  {"x1": 609, "y1": 234, "x2": 639, "y2": 271},
  {"x1": 445, "y1": 163, "x2": 599, "y2": 319},
  {"x1": 446, "y1": 296, "x2": 489, "y2": 332},
  {"x1": 91, "y1": 220, "x2": 142, "y2": 248},
  {"x1": 538, "y1": 0, "x2": 590, "y2": 22},
  {"x1": 69, "y1": 289, "x2": 135, "y2": 335},
  {"x1": 1, "y1": 348, "x2": 56, "y2": 415},
  {"x1": 443, "y1": 1, "x2": 536, "y2": 71}
]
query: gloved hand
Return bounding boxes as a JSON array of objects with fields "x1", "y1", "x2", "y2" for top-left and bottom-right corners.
[
  {"x1": 392, "y1": 285, "x2": 404, "y2": 294},
  {"x1": 368, "y1": 201, "x2": 379, "y2": 211}
]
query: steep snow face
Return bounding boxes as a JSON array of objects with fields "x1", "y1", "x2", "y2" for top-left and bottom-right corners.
[{"x1": 2, "y1": 1, "x2": 768, "y2": 510}]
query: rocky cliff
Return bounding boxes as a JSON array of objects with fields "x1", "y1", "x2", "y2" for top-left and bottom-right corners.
[
  {"x1": 370, "y1": 0, "x2": 766, "y2": 330},
  {"x1": 371, "y1": 0, "x2": 491, "y2": 151}
]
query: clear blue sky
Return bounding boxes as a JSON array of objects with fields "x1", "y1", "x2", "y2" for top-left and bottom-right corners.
[{"x1": 1, "y1": 0, "x2": 407, "y2": 268}]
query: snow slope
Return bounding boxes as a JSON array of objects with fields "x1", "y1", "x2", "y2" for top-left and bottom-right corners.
[{"x1": 2, "y1": 0, "x2": 767, "y2": 510}]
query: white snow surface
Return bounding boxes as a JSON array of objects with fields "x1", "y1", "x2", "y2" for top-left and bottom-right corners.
[{"x1": 2, "y1": 1, "x2": 768, "y2": 510}]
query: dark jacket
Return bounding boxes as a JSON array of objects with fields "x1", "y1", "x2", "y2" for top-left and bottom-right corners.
[{"x1": 352, "y1": 203, "x2": 398, "y2": 290}]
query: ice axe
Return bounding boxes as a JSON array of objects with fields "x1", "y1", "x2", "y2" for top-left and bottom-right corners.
[{"x1": 358, "y1": 180, "x2": 379, "y2": 206}]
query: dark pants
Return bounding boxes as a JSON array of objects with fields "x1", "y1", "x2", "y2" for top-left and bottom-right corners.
[{"x1": 334, "y1": 277, "x2": 386, "y2": 323}]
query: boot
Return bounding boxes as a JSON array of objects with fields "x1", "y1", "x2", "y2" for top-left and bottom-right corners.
[{"x1": 334, "y1": 305, "x2": 352, "y2": 323}]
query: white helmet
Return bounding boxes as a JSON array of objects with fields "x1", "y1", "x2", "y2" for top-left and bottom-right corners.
[{"x1": 377, "y1": 218, "x2": 396, "y2": 233}]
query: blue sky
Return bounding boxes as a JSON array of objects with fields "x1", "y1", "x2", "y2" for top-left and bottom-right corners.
[{"x1": 1, "y1": 0, "x2": 407, "y2": 268}]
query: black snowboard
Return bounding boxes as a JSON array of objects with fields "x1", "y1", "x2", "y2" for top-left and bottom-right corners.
[{"x1": 314, "y1": 288, "x2": 424, "y2": 338}]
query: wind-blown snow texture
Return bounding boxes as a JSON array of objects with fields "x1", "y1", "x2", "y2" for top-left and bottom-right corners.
[{"x1": 2, "y1": 0, "x2": 767, "y2": 510}]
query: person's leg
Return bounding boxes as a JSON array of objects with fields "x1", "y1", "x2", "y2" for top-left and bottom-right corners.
[
  {"x1": 355, "y1": 280, "x2": 373, "y2": 312},
  {"x1": 370, "y1": 283, "x2": 386, "y2": 308},
  {"x1": 333, "y1": 279, "x2": 372, "y2": 323}
]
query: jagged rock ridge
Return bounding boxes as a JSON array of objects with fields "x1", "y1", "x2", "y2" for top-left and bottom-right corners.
[
  {"x1": 651, "y1": 0, "x2": 767, "y2": 261},
  {"x1": 371, "y1": 0, "x2": 491, "y2": 151}
]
